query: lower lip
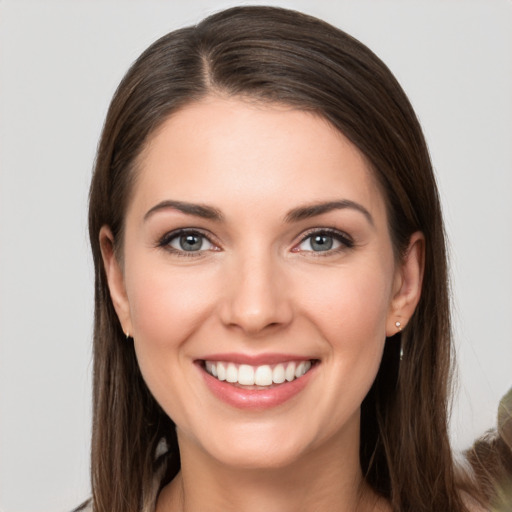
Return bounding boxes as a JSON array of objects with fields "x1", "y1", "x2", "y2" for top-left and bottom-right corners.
[{"x1": 198, "y1": 362, "x2": 317, "y2": 410}]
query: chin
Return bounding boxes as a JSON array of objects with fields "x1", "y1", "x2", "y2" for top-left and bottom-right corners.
[
  {"x1": 185, "y1": 421, "x2": 312, "y2": 471},
  {"x1": 211, "y1": 441, "x2": 306, "y2": 471}
]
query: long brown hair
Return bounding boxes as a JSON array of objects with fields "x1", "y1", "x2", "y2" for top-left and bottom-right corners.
[{"x1": 88, "y1": 6, "x2": 478, "y2": 511}]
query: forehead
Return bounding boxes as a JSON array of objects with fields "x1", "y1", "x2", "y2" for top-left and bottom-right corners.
[{"x1": 130, "y1": 96, "x2": 387, "y2": 225}]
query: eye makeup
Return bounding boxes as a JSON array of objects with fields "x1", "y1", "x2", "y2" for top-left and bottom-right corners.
[
  {"x1": 155, "y1": 225, "x2": 355, "y2": 259},
  {"x1": 293, "y1": 227, "x2": 354, "y2": 255},
  {"x1": 156, "y1": 228, "x2": 220, "y2": 258}
]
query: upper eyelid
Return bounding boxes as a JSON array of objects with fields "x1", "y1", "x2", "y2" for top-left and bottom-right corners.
[
  {"x1": 157, "y1": 226, "x2": 353, "y2": 250},
  {"x1": 297, "y1": 227, "x2": 353, "y2": 243},
  {"x1": 158, "y1": 228, "x2": 218, "y2": 247},
  {"x1": 293, "y1": 228, "x2": 355, "y2": 254}
]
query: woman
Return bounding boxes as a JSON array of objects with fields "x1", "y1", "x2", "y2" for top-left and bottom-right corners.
[{"x1": 81, "y1": 6, "x2": 504, "y2": 512}]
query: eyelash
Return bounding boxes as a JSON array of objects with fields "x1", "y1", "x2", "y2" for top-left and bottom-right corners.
[
  {"x1": 294, "y1": 228, "x2": 354, "y2": 256},
  {"x1": 157, "y1": 229, "x2": 218, "y2": 258},
  {"x1": 157, "y1": 227, "x2": 354, "y2": 257}
]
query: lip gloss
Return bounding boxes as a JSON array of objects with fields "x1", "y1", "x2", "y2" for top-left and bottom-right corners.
[{"x1": 198, "y1": 362, "x2": 316, "y2": 410}]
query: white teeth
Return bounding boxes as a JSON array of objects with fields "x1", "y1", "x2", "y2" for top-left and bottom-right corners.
[
  {"x1": 285, "y1": 362, "x2": 296, "y2": 382},
  {"x1": 272, "y1": 364, "x2": 286, "y2": 384},
  {"x1": 226, "y1": 363, "x2": 238, "y2": 383},
  {"x1": 295, "y1": 361, "x2": 305, "y2": 378},
  {"x1": 254, "y1": 365, "x2": 273, "y2": 386},
  {"x1": 216, "y1": 362, "x2": 227, "y2": 381},
  {"x1": 205, "y1": 360, "x2": 314, "y2": 386},
  {"x1": 238, "y1": 364, "x2": 255, "y2": 385},
  {"x1": 294, "y1": 360, "x2": 312, "y2": 378}
]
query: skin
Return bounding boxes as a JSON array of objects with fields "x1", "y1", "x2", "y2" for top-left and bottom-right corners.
[{"x1": 101, "y1": 96, "x2": 424, "y2": 512}]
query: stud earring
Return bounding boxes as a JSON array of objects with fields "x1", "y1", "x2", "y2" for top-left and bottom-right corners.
[
  {"x1": 395, "y1": 321, "x2": 402, "y2": 331},
  {"x1": 125, "y1": 331, "x2": 131, "y2": 340}
]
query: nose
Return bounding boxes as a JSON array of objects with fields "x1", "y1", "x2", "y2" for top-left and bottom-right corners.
[{"x1": 219, "y1": 253, "x2": 293, "y2": 336}]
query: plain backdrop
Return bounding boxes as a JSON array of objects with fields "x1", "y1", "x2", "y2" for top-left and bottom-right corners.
[{"x1": 0, "y1": 1, "x2": 511, "y2": 510}]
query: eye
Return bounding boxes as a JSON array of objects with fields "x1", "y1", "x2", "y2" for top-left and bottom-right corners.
[
  {"x1": 160, "y1": 229, "x2": 216, "y2": 254},
  {"x1": 295, "y1": 229, "x2": 353, "y2": 253}
]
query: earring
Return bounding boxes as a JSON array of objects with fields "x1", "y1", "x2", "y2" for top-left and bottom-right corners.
[
  {"x1": 125, "y1": 331, "x2": 131, "y2": 340},
  {"x1": 395, "y1": 321, "x2": 404, "y2": 360}
]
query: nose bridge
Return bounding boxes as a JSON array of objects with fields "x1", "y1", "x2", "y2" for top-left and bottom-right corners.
[{"x1": 220, "y1": 247, "x2": 292, "y2": 334}]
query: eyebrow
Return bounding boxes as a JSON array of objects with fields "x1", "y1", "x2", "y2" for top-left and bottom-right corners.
[
  {"x1": 284, "y1": 200, "x2": 374, "y2": 225},
  {"x1": 144, "y1": 200, "x2": 224, "y2": 222},
  {"x1": 143, "y1": 198, "x2": 373, "y2": 226}
]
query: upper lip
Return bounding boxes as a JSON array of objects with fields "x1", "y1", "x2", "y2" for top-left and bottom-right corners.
[{"x1": 197, "y1": 353, "x2": 317, "y2": 366}]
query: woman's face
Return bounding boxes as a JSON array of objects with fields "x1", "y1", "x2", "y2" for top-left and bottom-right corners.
[{"x1": 102, "y1": 96, "x2": 422, "y2": 470}]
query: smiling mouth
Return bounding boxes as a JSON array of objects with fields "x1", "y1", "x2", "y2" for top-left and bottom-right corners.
[{"x1": 202, "y1": 360, "x2": 317, "y2": 388}]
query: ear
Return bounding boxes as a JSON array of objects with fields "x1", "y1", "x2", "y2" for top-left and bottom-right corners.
[
  {"x1": 386, "y1": 231, "x2": 425, "y2": 336},
  {"x1": 99, "y1": 226, "x2": 133, "y2": 337}
]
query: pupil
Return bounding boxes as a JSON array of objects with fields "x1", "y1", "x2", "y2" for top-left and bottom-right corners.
[
  {"x1": 180, "y1": 234, "x2": 202, "y2": 251},
  {"x1": 311, "y1": 235, "x2": 333, "y2": 251}
]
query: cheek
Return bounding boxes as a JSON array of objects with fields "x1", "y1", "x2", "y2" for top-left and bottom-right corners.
[
  {"x1": 297, "y1": 259, "x2": 393, "y2": 391},
  {"x1": 123, "y1": 258, "x2": 219, "y2": 402},
  {"x1": 124, "y1": 261, "x2": 220, "y2": 426},
  {"x1": 126, "y1": 261, "x2": 215, "y2": 345},
  {"x1": 302, "y1": 261, "x2": 393, "y2": 341}
]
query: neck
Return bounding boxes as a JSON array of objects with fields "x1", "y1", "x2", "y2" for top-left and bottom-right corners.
[{"x1": 157, "y1": 417, "x2": 388, "y2": 512}]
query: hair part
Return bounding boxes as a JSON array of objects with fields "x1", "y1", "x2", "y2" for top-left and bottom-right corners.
[{"x1": 88, "y1": 6, "x2": 481, "y2": 511}]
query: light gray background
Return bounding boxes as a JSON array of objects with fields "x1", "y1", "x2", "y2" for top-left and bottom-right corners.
[{"x1": 0, "y1": 1, "x2": 510, "y2": 510}]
